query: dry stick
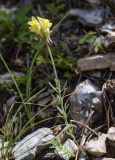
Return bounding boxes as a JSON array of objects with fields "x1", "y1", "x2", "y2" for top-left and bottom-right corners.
[
  {"x1": 87, "y1": 123, "x2": 106, "y2": 140},
  {"x1": 104, "y1": 88, "x2": 114, "y2": 122},
  {"x1": 75, "y1": 111, "x2": 94, "y2": 160},
  {"x1": 75, "y1": 149, "x2": 79, "y2": 160},
  {"x1": 102, "y1": 86, "x2": 110, "y2": 129},
  {"x1": 70, "y1": 120, "x2": 99, "y2": 136},
  {"x1": 72, "y1": 118, "x2": 99, "y2": 160},
  {"x1": 80, "y1": 111, "x2": 94, "y2": 136}
]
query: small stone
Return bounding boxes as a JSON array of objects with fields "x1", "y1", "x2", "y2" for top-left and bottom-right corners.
[
  {"x1": 107, "y1": 127, "x2": 115, "y2": 148},
  {"x1": 56, "y1": 139, "x2": 78, "y2": 160},
  {"x1": 88, "y1": 71, "x2": 101, "y2": 78},
  {"x1": 86, "y1": 0, "x2": 101, "y2": 6},
  {"x1": 102, "y1": 158, "x2": 115, "y2": 160},
  {"x1": 95, "y1": 158, "x2": 115, "y2": 160},
  {"x1": 12, "y1": 128, "x2": 54, "y2": 160},
  {"x1": 14, "y1": 58, "x2": 24, "y2": 67},
  {"x1": 0, "y1": 72, "x2": 25, "y2": 85},
  {"x1": 56, "y1": 124, "x2": 72, "y2": 143},
  {"x1": 79, "y1": 152, "x2": 88, "y2": 160},
  {"x1": 84, "y1": 134, "x2": 107, "y2": 157},
  {"x1": 105, "y1": 80, "x2": 115, "y2": 94}
]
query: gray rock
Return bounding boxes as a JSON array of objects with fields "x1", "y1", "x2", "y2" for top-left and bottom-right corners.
[
  {"x1": 100, "y1": 23, "x2": 115, "y2": 48},
  {"x1": 77, "y1": 54, "x2": 111, "y2": 71},
  {"x1": 95, "y1": 158, "x2": 115, "y2": 160},
  {"x1": 107, "y1": 127, "x2": 115, "y2": 148},
  {"x1": 84, "y1": 134, "x2": 107, "y2": 157},
  {"x1": 0, "y1": 72, "x2": 25, "y2": 85},
  {"x1": 56, "y1": 139, "x2": 78, "y2": 160},
  {"x1": 105, "y1": 80, "x2": 115, "y2": 94},
  {"x1": 36, "y1": 148, "x2": 55, "y2": 160},
  {"x1": 70, "y1": 79, "x2": 102, "y2": 123},
  {"x1": 69, "y1": 8, "x2": 106, "y2": 27},
  {"x1": 102, "y1": 158, "x2": 115, "y2": 160},
  {"x1": 79, "y1": 152, "x2": 89, "y2": 160},
  {"x1": 88, "y1": 71, "x2": 101, "y2": 78},
  {"x1": 12, "y1": 128, "x2": 54, "y2": 160},
  {"x1": 86, "y1": 0, "x2": 101, "y2": 6}
]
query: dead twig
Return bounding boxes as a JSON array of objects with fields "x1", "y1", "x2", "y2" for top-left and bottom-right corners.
[{"x1": 70, "y1": 120, "x2": 99, "y2": 136}]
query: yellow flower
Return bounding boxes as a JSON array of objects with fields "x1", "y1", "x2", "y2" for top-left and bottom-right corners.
[{"x1": 28, "y1": 16, "x2": 52, "y2": 43}]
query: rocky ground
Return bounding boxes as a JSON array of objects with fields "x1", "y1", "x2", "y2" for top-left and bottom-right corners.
[{"x1": 0, "y1": 0, "x2": 115, "y2": 160}]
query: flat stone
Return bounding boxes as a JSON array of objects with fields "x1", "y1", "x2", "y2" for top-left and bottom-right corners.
[
  {"x1": 56, "y1": 139, "x2": 78, "y2": 160},
  {"x1": 77, "y1": 53, "x2": 115, "y2": 72},
  {"x1": 77, "y1": 54, "x2": 111, "y2": 71},
  {"x1": 12, "y1": 128, "x2": 54, "y2": 160},
  {"x1": 84, "y1": 134, "x2": 107, "y2": 157}
]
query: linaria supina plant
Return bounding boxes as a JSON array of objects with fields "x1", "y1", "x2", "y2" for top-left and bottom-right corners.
[{"x1": 28, "y1": 16, "x2": 68, "y2": 124}]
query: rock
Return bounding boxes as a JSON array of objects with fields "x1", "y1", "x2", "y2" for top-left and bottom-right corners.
[
  {"x1": 107, "y1": 127, "x2": 115, "y2": 148},
  {"x1": 35, "y1": 148, "x2": 56, "y2": 160},
  {"x1": 79, "y1": 152, "x2": 88, "y2": 160},
  {"x1": 14, "y1": 58, "x2": 24, "y2": 67},
  {"x1": 56, "y1": 124, "x2": 72, "y2": 143},
  {"x1": 12, "y1": 128, "x2": 54, "y2": 160},
  {"x1": 84, "y1": 134, "x2": 107, "y2": 157},
  {"x1": 100, "y1": 24, "x2": 115, "y2": 48},
  {"x1": 53, "y1": 125, "x2": 62, "y2": 136},
  {"x1": 69, "y1": 7, "x2": 107, "y2": 27},
  {"x1": 86, "y1": 0, "x2": 101, "y2": 7},
  {"x1": 101, "y1": 0, "x2": 115, "y2": 14},
  {"x1": 95, "y1": 158, "x2": 115, "y2": 160},
  {"x1": 110, "y1": 54, "x2": 115, "y2": 71},
  {"x1": 6, "y1": 96, "x2": 19, "y2": 106},
  {"x1": 70, "y1": 79, "x2": 102, "y2": 123},
  {"x1": 77, "y1": 54, "x2": 111, "y2": 71},
  {"x1": 37, "y1": 106, "x2": 53, "y2": 119},
  {"x1": 77, "y1": 53, "x2": 115, "y2": 72},
  {"x1": 56, "y1": 139, "x2": 78, "y2": 160},
  {"x1": 100, "y1": 23, "x2": 115, "y2": 36},
  {"x1": 102, "y1": 158, "x2": 115, "y2": 160},
  {"x1": 105, "y1": 80, "x2": 115, "y2": 94},
  {"x1": 0, "y1": 72, "x2": 25, "y2": 85},
  {"x1": 3, "y1": 96, "x2": 19, "y2": 112},
  {"x1": 88, "y1": 71, "x2": 101, "y2": 78}
]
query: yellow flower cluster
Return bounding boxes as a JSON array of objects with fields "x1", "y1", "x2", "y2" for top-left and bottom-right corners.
[{"x1": 28, "y1": 16, "x2": 52, "y2": 43}]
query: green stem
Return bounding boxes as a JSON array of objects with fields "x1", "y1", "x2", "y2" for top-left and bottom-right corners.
[
  {"x1": 52, "y1": 12, "x2": 70, "y2": 33},
  {"x1": 46, "y1": 43, "x2": 58, "y2": 81},
  {"x1": 0, "y1": 54, "x2": 32, "y2": 127},
  {"x1": 46, "y1": 44, "x2": 68, "y2": 124},
  {"x1": 0, "y1": 54, "x2": 24, "y2": 102}
]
